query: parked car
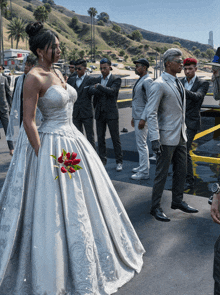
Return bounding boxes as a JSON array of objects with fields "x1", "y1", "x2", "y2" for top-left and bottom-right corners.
[
  {"x1": 125, "y1": 66, "x2": 132, "y2": 70},
  {"x1": 112, "y1": 63, "x2": 118, "y2": 67},
  {"x1": 89, "y1": 65, "x2": 97, "y2": 69},
  {"x1": 4, "y1": 69, "x2": 11, "y2": 75}
]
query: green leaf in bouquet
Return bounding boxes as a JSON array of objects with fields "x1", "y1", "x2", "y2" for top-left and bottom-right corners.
[
  {"x1": 54, "y1": 176, "x2": 59, "y2": 180},
  {"x1": 74, "y1": 164, "x2": 83, "y2": 171},
  {"x1": 50, "y1": 155, "x2": 57, "y2": 160},
  {"x1": 67, "y1": 171, "x2": 72, "y2": 179},
  {"x1": 62, "y1": 149, "x2": 67, "y2": 157}
]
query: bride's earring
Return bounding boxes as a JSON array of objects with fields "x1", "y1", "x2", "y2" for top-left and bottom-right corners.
[{"x1": 41, "y1": 55, "x2": 43, "y2": 62}]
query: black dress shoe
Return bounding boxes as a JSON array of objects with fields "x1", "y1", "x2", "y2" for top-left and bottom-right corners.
[
  {"x1": 171, "y1": 201, "x2": 199, "y2": 213},
  {"x1": 184, "y1": 182, "x2": 194, "y2": 191},
  {"x1": 150, "y1": 207, "x2": 170, "y2": 222}
]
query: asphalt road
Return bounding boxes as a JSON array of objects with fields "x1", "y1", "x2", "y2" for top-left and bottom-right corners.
[{"x1": 0, "y1": 105, "x2": 219, "y2": 294}]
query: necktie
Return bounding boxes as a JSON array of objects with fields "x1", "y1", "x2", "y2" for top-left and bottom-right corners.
[{"x1": 175, "y1": 78, "x2": 183, "y2": 100}]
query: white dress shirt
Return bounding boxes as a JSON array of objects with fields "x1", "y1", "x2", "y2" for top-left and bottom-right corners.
[
  {"x1": 184, "y1": 75, "x2": 197, "y2": 91},
  {"x1": 101, "y1": 73, "x2": 111, "y2": 87},
  {"x1": 76, "y1": 74, "x2": 86, "y2": 88}
]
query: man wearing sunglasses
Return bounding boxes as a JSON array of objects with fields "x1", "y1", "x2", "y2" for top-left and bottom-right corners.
[
  {"x1": 67, "y1": 58, "x2": 96, "y2": 149},
  {"x1": 67, "y1": 60, "x2": 77, "y2": 83},
  {"x1": 89, "y1": 58, "x2": 123, "y2": 171},
  {"x1": 147, "y1": 48, "x2": 198, "y2": 222}
]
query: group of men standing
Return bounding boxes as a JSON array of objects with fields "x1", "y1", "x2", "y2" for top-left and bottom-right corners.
[
  {"x1": 67, "y1": 58, "x2": 123, "y2": 172},
  {"x1": 0, "y1": 49, "x2": 209, "y2": 223},
  {"x1": 131, "y1": 48, "x2": 209, "y2": 222}
]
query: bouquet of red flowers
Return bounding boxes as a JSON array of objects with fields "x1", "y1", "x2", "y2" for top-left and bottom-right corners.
[{"x1": 51, "y1": 149, "x2": 82, "y2": 179}]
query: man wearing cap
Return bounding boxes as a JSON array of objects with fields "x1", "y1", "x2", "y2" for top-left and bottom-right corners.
[
  {"x1": 67, "y1": 59, "x2": 96, "y2": 149},
  {"x1": 0, "y1": 65, "x2": 14, "y2": 156},
  {"x1": 180, "y1": 58, "x2": 209, "y2": 190},
  {"x1": 131, "y1": 58, "x2": 153, "y2": 180},
  {"x1": 89, "y1": 58, "x2": 123, "y2": 171},
  {"x1": 147, "y1": 48, "x2": 198, "y2": 222}
]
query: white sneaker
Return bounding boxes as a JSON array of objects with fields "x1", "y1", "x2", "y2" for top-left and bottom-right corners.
[
  {"x1": 116, "y1": 163, "x2": 123, "y2": 171},
  {"x1": 131, "y1": 172, "x2": 149, "y2": 180},
  {"x1": 132, "y1": 166, "x2": 140, "y2": 173}
]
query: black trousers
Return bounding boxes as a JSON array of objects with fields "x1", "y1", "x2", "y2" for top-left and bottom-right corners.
[
  {"x1": 73, "y1": 117, "x2": 96, "y2": 150},
  {"x1": 0, "y1": 111, "x2": 14, "y2": 151},
  {"x1": 151, "y1": 135, "x2": 187, "y2": 210},
  {"x1": 214, "y1": 236, "x2": 220, "y2": 295},
  {"x1": 186, "y1": 128, "x2": 197, "y2": 185},
  {"x1": 96, "y1": 117, "x2": 123, "y2": 165}
]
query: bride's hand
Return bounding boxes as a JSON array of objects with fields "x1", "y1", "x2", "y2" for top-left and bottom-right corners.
[{"x1": 35, "y1": 146, "x2": 40, "y2": 157}]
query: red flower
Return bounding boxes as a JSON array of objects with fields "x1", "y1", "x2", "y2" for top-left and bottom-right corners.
[
  {"x1": 64, "y1": 160, "x2": 72, "y2": 166},
  {"x1": 66, "y1": 153, "x2": 71, "y2": 159},
  {"x1": 72, "y1": 159, "x2": 81, "y2": 165},
  {"x1": 69, "y1": 167, "x2": 76, "y2": 173},
  {"x1": 61, "y1": 167, "x2": 67, "y2": 173},
  {"x1": 58, "y1": 156, "x2": 63, "y2": 163},
  {"x1": 71, "y1": 152, "x2": 77, "y2": 160}
]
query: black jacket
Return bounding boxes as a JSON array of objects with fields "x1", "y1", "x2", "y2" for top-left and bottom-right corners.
[
  {"x1": 180, "y1": 77, "x2": 209, "y2": 131},
  {"x1": 89, "y1": 74, "x2": 121, "y2": 120},
  {"x1": 67, "y1": 75, "x2": 96, "y2": 119}
]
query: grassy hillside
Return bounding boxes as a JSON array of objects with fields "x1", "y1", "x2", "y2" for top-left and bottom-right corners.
[{"x1": 1, "y1": 0, "x2": 207, "y2": 65}]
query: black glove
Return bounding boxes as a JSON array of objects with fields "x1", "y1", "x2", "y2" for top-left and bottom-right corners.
[{"x1": 151, "y1": 140, "x2": 163, "y2": 155}]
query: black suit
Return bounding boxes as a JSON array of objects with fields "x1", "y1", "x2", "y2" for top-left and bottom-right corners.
[
  {"x1": 0, "y1": 74, "x2": 13, "y2": 150},
  {"x1": 89, "y1": 74, "x2": 123, "y2": 165},
  {"x1": 180, "y1": 76, "x2": 209, "y2": 185},
  {"x1": 12, "y1": 75, "x2": 26, "y2": 126},
  {"x1": 68, "y1": 74, "x2": 96, "y2": 149}
]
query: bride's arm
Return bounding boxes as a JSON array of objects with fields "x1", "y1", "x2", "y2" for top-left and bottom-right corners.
[{"x1": 23, "y1": 73, "x2": 41, "y2": 156}]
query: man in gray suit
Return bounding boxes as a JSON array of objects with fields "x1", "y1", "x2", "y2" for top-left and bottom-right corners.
[
  {"x1": 0, "y1": 65, "x2": 14, "y2": 155},
  {"x1": 147, "y1": 48, "x2": 198, "y2": 222},
  {"x1": 180, "y1": 58, "x2": 209, "y2": 190},
  {"x1": 67, "y1": 59, "x2": 96, "y2": 149},
  {"x1": 131, "y1": 58, "x2": 153, "y2": 180}
]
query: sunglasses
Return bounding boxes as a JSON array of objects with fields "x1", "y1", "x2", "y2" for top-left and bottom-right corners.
[
  {"x1": 75, "y1": 67, "x2": 82, "y2": 71},
  {"x1": 100, "y1": 67, "x2": 110, "y2": 70},
  {"x1": 173, "y1": 59, "x2": 183, "y2": 64},
  {"x1": 69, "y1": 66, "x2": 75, "y2": 69}
]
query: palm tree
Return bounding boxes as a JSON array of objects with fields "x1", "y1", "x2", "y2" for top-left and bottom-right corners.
[
  {"x1": 88, "y1": 7, "x2": 97, "y2": 61},
  {"x1": 7, "y1": 17, "x2": 26, "y2": 49},
  {"x1": 0, "y1": 0, "x2": 7, "y2": 64},
  {"x1": 33, "y1": 6, "x2": 49, "y2": 23}
]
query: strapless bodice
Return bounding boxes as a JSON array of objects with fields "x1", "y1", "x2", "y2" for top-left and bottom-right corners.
[{"x1": 37, "y1": 84, "x2": 78, "y2": 136}]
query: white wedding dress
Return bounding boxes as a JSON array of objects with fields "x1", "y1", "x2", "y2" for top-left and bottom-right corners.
[{"x1": 0, "y1": 84, "x2": 145, "y2": 295}]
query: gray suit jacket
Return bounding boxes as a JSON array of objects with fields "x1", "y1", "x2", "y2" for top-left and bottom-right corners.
[
  {"x1": 132, "y1": 73, "x2": 153, "y2": 120},
  {"x1": 0, "y1": 74, "x2": 12, "y2": 113},
  {"x1": 147, "y1": 72, "x2": 187, "y2": 146}
]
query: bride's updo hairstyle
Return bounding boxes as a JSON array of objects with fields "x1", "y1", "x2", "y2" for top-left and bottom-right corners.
[{"x1": 25, "y1": 22, "x2": 59, "y2": 62}]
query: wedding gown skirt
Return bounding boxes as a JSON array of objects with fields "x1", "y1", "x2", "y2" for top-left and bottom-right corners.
[{"x1": 0, "y1": 84, "x2": 145, "y2": 295}]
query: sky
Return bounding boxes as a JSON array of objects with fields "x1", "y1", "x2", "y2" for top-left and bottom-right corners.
[{"x1": 54, "y1": 0, "x2": 220, "y2": 48}]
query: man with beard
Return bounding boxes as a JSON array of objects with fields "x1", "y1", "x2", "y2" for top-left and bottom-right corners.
[{"x1": 147, "y1": 48, "x2": 198, "y2": 222}]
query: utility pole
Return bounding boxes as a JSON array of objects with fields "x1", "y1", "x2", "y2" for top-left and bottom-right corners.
[{"x1": 93, "y1": 16, "x2": 95, "y2": 62}]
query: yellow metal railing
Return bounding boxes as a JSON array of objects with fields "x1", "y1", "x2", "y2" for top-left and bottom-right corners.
[{"x1": 190, "y1": 124, "x2": 220, "y2": 164}]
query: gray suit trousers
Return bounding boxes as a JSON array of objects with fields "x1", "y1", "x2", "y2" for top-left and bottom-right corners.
[{"x1": 151, "y1": 135, "x2": 187, "y2": 210}]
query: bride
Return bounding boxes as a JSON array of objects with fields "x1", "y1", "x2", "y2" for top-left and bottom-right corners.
[{"x1": 0, "y1": 22, "x2": 145, "y2": 295}]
